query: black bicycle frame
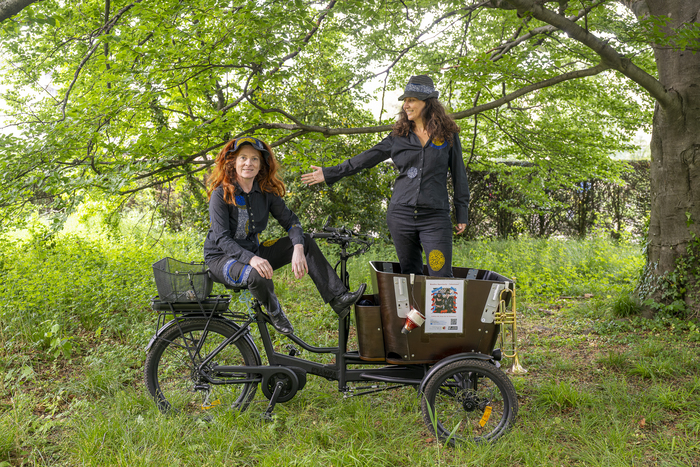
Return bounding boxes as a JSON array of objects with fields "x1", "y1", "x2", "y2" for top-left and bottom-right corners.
[
  {"x1": 194, "y1": 302, "x2": 426, "y2": 390},
  {"x1": 191, "y1": 238, "x2": 428, "y2": 391}
]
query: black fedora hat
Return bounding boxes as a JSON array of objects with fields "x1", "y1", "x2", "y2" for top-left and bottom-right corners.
[{"x1": 398, "y1": 75, "x2": 439, "y2": 101}]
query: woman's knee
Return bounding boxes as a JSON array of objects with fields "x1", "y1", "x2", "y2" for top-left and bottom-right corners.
[{"x1": 247, "y1": 268, "x2": 274, "y2": 289}]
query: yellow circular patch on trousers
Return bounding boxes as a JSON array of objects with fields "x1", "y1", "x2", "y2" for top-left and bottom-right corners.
[
  {"x1": 262, "y1": 239, "x2": 278, "y2": 247},
  {"x1": 428, "y1": 249, "x2": 445, "y2": 271}
]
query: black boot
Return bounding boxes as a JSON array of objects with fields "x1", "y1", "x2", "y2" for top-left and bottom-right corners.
[
  {"x1": 268, "y1": 305, "x2": 294, "y2": 335},
  {"x1": 329, "y1": 283, "x2": 367, "y2": 319}
]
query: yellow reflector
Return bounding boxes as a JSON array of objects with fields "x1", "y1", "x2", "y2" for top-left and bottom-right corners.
[
  {"x1": 202, "y1": 399, "x2": 221, "y2": 410},
  {"x1": 479, "y1": 406, "x2": 493, "y2": 427}
]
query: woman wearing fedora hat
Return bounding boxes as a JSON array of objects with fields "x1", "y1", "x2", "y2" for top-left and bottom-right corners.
[
  {"x1": 302, "y1": 75, "x2": 469, "y2": 277},
  {"x1": 204, "y1": 136, "x2": 366, "y2": 335}
]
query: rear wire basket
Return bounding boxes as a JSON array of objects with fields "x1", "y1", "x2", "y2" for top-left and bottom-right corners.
[{"x1": 152, "y1": 258, "x2": 213, "y2": 303}]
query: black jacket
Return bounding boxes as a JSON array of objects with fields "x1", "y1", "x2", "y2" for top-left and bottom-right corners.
[
  {"x1": 203, "y1": 182, "x2": 304, "y2": 264},
  {"x1": 322, "y1": 131, "x2": 469, "y2": 224}
]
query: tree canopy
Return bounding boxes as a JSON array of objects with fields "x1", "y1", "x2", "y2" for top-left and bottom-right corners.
[{"x1": 0, "y1": 1, "x2": 653, "y2": 218}]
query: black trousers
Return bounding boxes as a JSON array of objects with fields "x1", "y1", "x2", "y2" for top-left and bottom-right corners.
[
  {"x1": 206, "y1": 233, "x2": 347, "y2": 314},
  {"x1": 386, "y1": 204, "x2": 453, "y2": 277}
]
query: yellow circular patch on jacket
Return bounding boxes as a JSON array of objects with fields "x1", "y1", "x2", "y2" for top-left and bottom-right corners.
[
  {"x1": 430, "y1": 138, "x2": 447, "y2": 148},
  {"x1": 429, "y1": 249, "x2": 445, "y2": 271},
  {"x1": 262, "y1": 239, "x2": 278, "y2": 247}
]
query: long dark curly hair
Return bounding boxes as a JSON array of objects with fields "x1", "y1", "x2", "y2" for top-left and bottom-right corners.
[{"x1": 392, "y1": 98, "x2": 460, "y2": 144}]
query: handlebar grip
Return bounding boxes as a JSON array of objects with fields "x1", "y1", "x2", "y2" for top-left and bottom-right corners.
[{"x1": 311, "y1": 232, "x2": 336, "y2": 239}]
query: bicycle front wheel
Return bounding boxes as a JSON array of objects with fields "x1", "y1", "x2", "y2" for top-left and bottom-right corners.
[
  {"x1": 144, "y1": 318, "x2": 260, "y2": 416},
  {"x1": 421, "y1": 359, "x2": 518, "y2": 444}
]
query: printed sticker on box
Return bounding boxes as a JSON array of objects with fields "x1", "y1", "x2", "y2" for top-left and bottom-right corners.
[{"x1": 425, "y1": 278, "x2": 464, "y2": 333}]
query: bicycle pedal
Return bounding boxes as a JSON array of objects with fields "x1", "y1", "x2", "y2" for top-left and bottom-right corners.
[
  {"x1": 202, "y1": 399, "x2": 221, "y2": 410},
  {"x1": 285, "y1": 344, "x2": 300, "y2": 356}
]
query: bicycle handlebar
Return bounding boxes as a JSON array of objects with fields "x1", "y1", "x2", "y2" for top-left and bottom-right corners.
[{"x1": 310, "y1": 216, "x2": 374, "y2": 252}]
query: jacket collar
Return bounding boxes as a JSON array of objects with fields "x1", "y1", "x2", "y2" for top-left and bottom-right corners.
[{"x1": 232, "y1": 179, "x2": 261, "y2": 194}]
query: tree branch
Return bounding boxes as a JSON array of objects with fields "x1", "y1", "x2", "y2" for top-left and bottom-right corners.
[
  {"x1": 336, "y1": 3, "x2": 492, "y2": 96},
  {"x1": 0, "y1": 0, "x2": 41, "y2": 23},
  {"x1": 195, "y1": 63, "x2": 613, "y2": 144},
  {"x1": 451, "y1": 62, "x2": 610, "y2": 119},
  {"x1": 59, "y1": 0, "x2": 145, "y2": 119},
  {"x1": 486, "y1": 2, "x2": 600, "y2": 62},
  {"x1": 267, "y1": 0, "x2": 337, "y2": 75},
  {"x1": 130, "y1": 143, "x2": 224, "y2": 181},
  {"x1": 197, "y1": 73, "x2": 256, "y2": 126},
  {"x1": 242, "y1": 121, "x2": 393, "y2": 136},
  {"x1": 245, "y1": 97, "x2": 304, "y2": 126},
  {"x1": 190, "y1": 1, "x2": 335, "y2": 130},
  {"x1": 119, "y1": 164, "x2": 210, "y2": 195},
  {"x1": 103, "y1": 0, "x2": 111, "y2": 90},
  {"x1": 271, "y1": 130, "x2": 310, "y2": 147},
  {"x1": 503, "y1": 0, "x2": 676, "y2": 109}
]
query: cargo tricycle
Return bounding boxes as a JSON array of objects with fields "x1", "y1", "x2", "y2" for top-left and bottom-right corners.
[{"x1": 144, "y1": 221, "x2": 520, "y2": 444}]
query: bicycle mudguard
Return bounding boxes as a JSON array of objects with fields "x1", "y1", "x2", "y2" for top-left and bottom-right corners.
[
  {"x1": 417, "y1": 352, "x2": 496, "y2": 395},
  {"x1": 144, "y1": 317, "x2": 259, "y2": 355}
]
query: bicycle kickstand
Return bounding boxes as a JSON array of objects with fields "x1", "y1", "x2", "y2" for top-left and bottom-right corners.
[{"x1": 261, "y1": 381, "x2": 285, "y2": 421}]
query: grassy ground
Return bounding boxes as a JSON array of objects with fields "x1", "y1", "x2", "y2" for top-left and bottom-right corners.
[{"x1": 1, "y1": 221, "x2": 699, "y2": 466}]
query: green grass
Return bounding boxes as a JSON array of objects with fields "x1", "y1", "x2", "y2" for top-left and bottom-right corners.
[
  {"x1": 451, "y1": 236, "x2": 644, "y2": 302},
  {"x1": 0, "y1": 214, "x2": 698, "y2": 466}
]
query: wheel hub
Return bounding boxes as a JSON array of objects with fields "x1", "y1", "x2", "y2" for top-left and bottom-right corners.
[{"x1": 459, "y1": 390, "x2": 480, "y2": 412}]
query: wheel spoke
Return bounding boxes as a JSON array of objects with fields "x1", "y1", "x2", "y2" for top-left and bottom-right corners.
[
  {"x1": 422, "y1": 359, "x2": 518, "y2": 444},
  {"x1": 145, "y1": 319, "x2": 259, "y2": 416}
]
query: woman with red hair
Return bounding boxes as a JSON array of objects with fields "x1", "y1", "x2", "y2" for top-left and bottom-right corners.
[{"x1": 204, "y1": 136, "x2": 365, "y2": 335}]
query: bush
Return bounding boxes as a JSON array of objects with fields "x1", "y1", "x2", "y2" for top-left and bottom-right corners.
[
  {"x1": 451, "y1": 236, "x2": 643, "y2": 302},
  {"x1": 610, "y1": 292, "x2": 642, "y2": 318},
  {"x1": 0, "y1": 215, "x2": 204, "y2": 355}
]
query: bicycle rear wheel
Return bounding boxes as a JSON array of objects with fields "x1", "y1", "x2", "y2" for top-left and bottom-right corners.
[
  {"x1": 421, "y1": 359, "x2": 518, "y2": 444},
  {"x1": 144, "y1": 318, "x2": 259, "y2": 416}
]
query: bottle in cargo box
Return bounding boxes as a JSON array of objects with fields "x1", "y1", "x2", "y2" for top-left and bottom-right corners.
[{"x1": 401, "y1": 307, "x2": 425, "y2": 334}]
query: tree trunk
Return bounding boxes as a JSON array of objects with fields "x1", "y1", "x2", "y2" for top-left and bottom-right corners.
[
  {"x1": 0, "y1": 0, "x2": 41, "y2": 23},
  {"x1": 643, "y1": 0, "x2": 700, "y2": 317}
]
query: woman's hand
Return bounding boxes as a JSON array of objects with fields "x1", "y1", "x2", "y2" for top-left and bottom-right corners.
[
  {"x1": 455, "y1": 223, "x2": 467, "y2": 235},
  {"x1": 301, "y1": 166, "x2": 325, "y2": 185},
  {"x1": 250, "y1": 256, "x2": 273, "y2": 280},
  {"x1": 291, "y1": 244, "x2": 308, "y2": 279}
]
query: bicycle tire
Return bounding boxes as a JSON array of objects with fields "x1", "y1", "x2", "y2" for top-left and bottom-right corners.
[
  {"x1": 144, "y1": 318, "x2": 260, "y2": 416},
  {"x1": 421, "y1": 359, "x2": 518, "y2": 444}
]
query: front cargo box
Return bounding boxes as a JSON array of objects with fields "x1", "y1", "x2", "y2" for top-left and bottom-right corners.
[{"x1": 353, "y1": 261, "x2": 514, "y2": 364}]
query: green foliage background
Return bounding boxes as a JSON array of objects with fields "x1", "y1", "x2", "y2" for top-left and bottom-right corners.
[
  {"x1": 0, "y1": 0, "x2": 654, "y2": 230},
  {"x1": 0, "y1": 209, "x2": 644, "y2": 361}
]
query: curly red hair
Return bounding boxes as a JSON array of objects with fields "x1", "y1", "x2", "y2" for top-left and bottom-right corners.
[{"x1": 206, "y1": 138, "x2": 286, "y2": 205}]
